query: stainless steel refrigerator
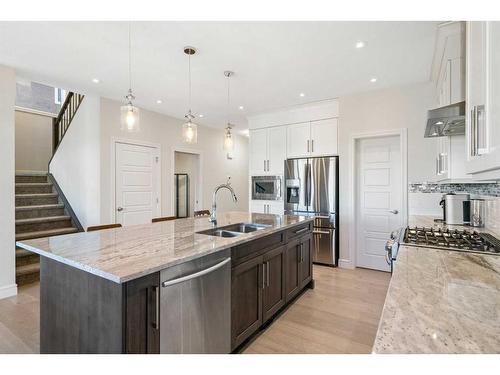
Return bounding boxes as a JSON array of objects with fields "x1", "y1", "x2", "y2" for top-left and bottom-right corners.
[{"x1": 284, "y1": 157, "x2": 339, "y2": 266}]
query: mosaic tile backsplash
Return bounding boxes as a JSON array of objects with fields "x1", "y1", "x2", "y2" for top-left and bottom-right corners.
[{"x1": 409, "y1": 183, "x2": 500, "y2": 197}]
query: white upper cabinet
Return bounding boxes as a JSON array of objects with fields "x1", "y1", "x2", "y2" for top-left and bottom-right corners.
[
  {"x1": 267, "y1": 126, "x2": 287, "y2": 174},
  {"x1": 249, "y1": 126, "x2": 287, "y2": 176},
  {"x1": 286, "y1": 119, "x2": 338, "y2": 158},
  {"x1": 466, "y1": 21, "x2": 500, "y2": 178},
  {"x1": 310, "y1": 118, "x2": 338, "y2": 156},
  {"x1": 249, "y1": 128, "x2": 268, "y2": 175},
  {"x1": 286, "y1": 122, "x2": 310, "y2": 158}
]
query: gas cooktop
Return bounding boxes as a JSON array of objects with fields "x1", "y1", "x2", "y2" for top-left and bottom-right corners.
[{"x1": 403, "y1": 226, "x2": 500, "y2": 256}]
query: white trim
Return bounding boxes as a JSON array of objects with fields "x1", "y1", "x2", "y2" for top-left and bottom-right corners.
[
  {"x1": 110, "y1": 137, "x2": 162, "y2": 223},
  {"x1": 338, "y1": 259, "x2": 354, "y2": 269},
  {"x1": 0, "y1": 284, "x2": 17, "y2": 300},
  {"x1": 349, "y1": 128, "x2": 408, "y2": 269},
  {"x1": 171, "y1": 147, "x2": 203, "y2": 216},
  {"x1": 15, "y1": 106, "x2": 57, "y2": 118}
]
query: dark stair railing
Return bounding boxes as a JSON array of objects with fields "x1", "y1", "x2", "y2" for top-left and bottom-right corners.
[{"x1": 51, "y1": 92, "x2": 85, "y2": 155}]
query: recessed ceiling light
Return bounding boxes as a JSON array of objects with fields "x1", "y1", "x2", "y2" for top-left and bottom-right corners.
[
  {"x1": 370, "y1": 77, "x2": 377, "y2": 83},
  {"x1": 198, "y1": 114, "x2": 204, "y2": 118},
  {"x1": 239, "y1": 106, "x2": 244, "y2": 110},
  {"x1": 355, "y1": 41, "x2": 365, "y2": 49},
  {"x1": 299, "y1": 93, "x2": 305, "y2": 97},
  {"x1": 92, "y1": 78, "x2": 100, "y2": 83},
  {"x1": 156, "y1": 99, "x2": 162, "y2": 104}
]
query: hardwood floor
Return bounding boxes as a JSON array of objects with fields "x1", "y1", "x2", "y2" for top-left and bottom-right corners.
[
  {"x1": 0, "y1": 266, "x2": 390, "y2": 354},
  {"x1": 242, "y1": 266, "x2": 391, "y2": 354}
]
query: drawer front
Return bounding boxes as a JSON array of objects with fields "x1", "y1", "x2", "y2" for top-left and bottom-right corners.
[
  {"x1": 231, "y1": 231, "x2": 285, "y2": 266},
  {"x1": 285, "y1": 222, "x2": 312, "y2": 241}
]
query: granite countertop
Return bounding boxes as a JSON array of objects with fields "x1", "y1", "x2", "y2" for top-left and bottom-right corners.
[
  {"x1": 373, "y1": 244, "x2": 500, "y2": 353},
  {"x1": 17, "y1": 211, "x2": 313, "y2": 284}
]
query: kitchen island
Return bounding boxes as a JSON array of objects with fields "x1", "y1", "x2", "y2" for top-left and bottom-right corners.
[
  {"x1": 373, "y1": 243, "x2": 500, "y2": 353},
  {"x1": 16, "y1": 212, "x2": 314, "y2": 354}
]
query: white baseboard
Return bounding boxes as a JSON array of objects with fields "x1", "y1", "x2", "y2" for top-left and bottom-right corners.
[
  {"x1": 338, "y1": 258, "x2": 355, "y2": 269},
  {"x1": 0, "y1": 284, "x2": 18, "y2": 300}
]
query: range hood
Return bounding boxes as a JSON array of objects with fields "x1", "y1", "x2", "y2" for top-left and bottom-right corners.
[{"x1": 424, "y1": 101, "x2": 466, "y2": 137}]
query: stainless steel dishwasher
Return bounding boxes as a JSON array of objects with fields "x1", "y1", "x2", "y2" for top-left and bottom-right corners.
[{"x1": 160, "y1": 249, "x2": 231, "y2": 353}]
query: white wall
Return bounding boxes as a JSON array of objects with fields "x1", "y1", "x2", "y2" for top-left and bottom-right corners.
[
  {"x1": 99, "y1": 98, "x2": 249, "y2": 223},
  {"x1": 15, "y1": 110, "x2": 53, "y2": 172},
  {"x1": 338, "y1": 82, "x2": 437, "y2": 268},
  {"x1": 0, "y1": 65, "x2": 17, "y2": 299},
  {"x1": 49, "y1": 96, "x2": 101, "y2": 229}
]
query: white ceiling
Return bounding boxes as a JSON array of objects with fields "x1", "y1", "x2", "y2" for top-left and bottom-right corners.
[{"x1": 0, "y1": 21, "x2": 439, "y2": 130}]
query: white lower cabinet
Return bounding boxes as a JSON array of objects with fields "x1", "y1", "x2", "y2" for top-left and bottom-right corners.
[{"x1": 250, "y1": 200, "x2": 284, "y2": 215}]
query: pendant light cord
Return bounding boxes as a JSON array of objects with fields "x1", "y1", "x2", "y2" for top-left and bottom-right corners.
[
  {"x1": 188, "y1": 52, "x2": 192, "y2": 112},
  {"x1": 128, "y1": 22, "x2": 132, "y2": 93},
  {"x1": 226, "y1": 73, "x2": 230, "y2": 129}
]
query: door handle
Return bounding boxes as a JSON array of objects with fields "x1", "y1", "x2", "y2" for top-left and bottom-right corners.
[
  {"x1": 307, "y1": 140, "x2": 310, "y2": 153},
  {"x1": 117, "y1": 207, "x2": 124, "y2": 212},
  {"x1": 388, "y1": 209, "x2": 399, "y2": 214},
  {"x1": 294, "y1": 227, "x2": 309, "y2": 235},
  {"x1": 311, "y1": 139, "x2": 314, "y2": 153},
  {"x1": 152, "y1": 286, "x2": 160, "y2": 330},
  {"x1": 266, "y1": 261, "x2": 270, "y2": 287},
  {"x1": 262, "y1": 262, "x2": 266, "y2": 289},
  {"x1": 264, "y1": 160, "x2": 266, "y2": 172}
]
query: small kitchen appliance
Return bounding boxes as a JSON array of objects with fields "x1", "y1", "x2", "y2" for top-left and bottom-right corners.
[
  {"x1": 251, "y1": 175, "x2": 282, "y2": 201},
  {"x1": 439, "y1": 193, "x2": 471, "y2": 225},
  {"x1": 470, "y1": 198, "x2": 486, "y2": 227}
]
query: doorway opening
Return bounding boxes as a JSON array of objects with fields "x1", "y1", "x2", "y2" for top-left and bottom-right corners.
[{"x1": 173, "y1": 151, "x2": 201, "y2": 217}]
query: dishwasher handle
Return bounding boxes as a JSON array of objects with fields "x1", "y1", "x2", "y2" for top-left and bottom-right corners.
[{"x1": 161, "y1": 257, "x2": 231, "y2": 288}]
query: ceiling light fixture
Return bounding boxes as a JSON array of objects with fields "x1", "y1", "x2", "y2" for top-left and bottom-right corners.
[
  {"x1": 156, "y1": 99, "x2": 162, "y2": 104},
  {"x1": 355, "y1": 41, "x2": 365, "y2": 49},
  {"x1": 239, "y1": 106, "x2": 244, "y2": 110},
  {"x1": 92, "y1": 78, "x2": 100, "y2": 84},
  {"x1": 223, "y1": 71, "x2": 235, "y2": 156},
  {"x1": 299, "y1": 93, "x2": 305, "y2": 97},
  {"x1": 120, "y1": 23, "x2": 140, "y2": 132},
  {"x1": 182, "y1": 46, "x2": 198, "y2": 144},
  {"x1": 198, "y1": 114, "x2": 204, "y2": 118},
  {"x1": 370, "y1": 77, "x2": 378, "y2": 83}
]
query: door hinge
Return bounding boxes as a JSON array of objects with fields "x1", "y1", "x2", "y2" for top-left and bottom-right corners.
[{"x1": 155, "y1": 156, "x2": 159, "y2": 163}]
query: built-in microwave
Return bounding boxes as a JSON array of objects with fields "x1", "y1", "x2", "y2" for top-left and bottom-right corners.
[{"x1": 251, "y1": 176, "x2": 282, "y2": 201}]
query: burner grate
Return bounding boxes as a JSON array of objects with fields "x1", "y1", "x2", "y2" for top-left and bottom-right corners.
[{"x1": 403, "y1": 226, "x2": 500, "y2": 255}]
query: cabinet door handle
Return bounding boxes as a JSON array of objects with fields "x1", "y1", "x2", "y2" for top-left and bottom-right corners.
[
  {"x1": 266, "y1": 261, "x2": 270, "y2": 287},
  {"x1": 262, "y1": 263, "x2": 266, "y2": 289},
  {"x1": 294, "y1": 227, "x2": 309, "y2": 235},
  {"x1": 311, "y1": 139, "x2": 314, "y2": 153},
  {"x1": 307, "y1": 140, "x2": 310, "y2": 153},
  {"x1": 152, "y1": 286, "x2": 160, "y2": 330},
  {"x1": 264, "y1": 160, "x2": 266, "y2": 172}
]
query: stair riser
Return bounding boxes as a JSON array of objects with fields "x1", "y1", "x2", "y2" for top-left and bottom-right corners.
[
  {"x1": 16, "y1": 219, "x2": 73, "y2": 234},
  {"x1": 15, "y1": 184, "x2": 53, "y2": 194},
  {"x1": 16, "y1": 207, "x2": 65, "y2": 220},
  {"x1": 16, "y1": 253, "x2": 40, "y2": 267},
  {"x1": 15, "y1": 175, "x2": 47, "y2": 183},
  {"x1": 16, "y1": 272, "x2": 40, "y2": 286},
  {"x1": 16, "y1": 195, "x2": 58, "y2": 206}
]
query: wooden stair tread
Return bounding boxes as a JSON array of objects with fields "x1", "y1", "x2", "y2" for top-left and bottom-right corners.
[
  {"x1": 16, "y1": 227, "x2": 78, "y2": 241},
  {"x1": 15, "y1": 182, "x2": 53, "y2": 186},
  {"x1": 15, "y1": 193, "x2": 58, "y2": 197},
  {"x1": 16, "y1": 203, "x2": 64, "y2": 211},
  {"x1": 15, "y1": 215, "x2": 71, "y2": 225},
  {"x1": 16, "y1": 247, "x2": 36, "y2": 258},
  {"x1": 16, "y1": 263, "x2": 40, "y2": 276}
]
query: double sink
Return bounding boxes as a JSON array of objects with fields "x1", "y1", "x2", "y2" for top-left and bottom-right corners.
[{"x1": 197, "y1": 223, "x2": 271, "y2": 238}]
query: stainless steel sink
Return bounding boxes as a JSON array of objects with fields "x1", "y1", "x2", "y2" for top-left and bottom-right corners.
[{"x1": 197, "y1": 222, "x2": 271, "y2": 237}]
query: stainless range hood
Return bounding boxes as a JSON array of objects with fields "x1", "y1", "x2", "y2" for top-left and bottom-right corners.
[{"x1": 424, "y1": 101, "x2": 466, "y2": 137}]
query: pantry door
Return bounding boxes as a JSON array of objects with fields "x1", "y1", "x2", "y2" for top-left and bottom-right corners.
[
  {"x1": 356, "y1": 135, "x2": 402, "y2": 272},
  {"x1": 115, "y1": 141, "x2": 160, "y2": 226}
]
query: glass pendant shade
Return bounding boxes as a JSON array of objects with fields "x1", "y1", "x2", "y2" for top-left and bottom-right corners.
[
  {"x1": 120, "y1": 103, "x2": 140, "y2": 132},
  {"x1": 182, "y1": 119, "x2": 198, "y2": 144},
  {"x1": 223, "y1": 126, "x2": 234, "y2": 152}
]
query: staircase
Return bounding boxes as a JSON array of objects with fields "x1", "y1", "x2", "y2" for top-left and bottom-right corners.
[{"x1": 15, "y1": 173, "x2": 81, "y2": 285}]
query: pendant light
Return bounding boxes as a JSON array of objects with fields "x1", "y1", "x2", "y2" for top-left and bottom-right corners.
[
  {"x1": 182, "y1": 47, "x2": 198, "y2": 144},
  {"x1": 120, "y1": 23, "x2": 140, "y2": 132},
  {"x1": 223, "y1": 71, "x2": 235, "y2": 154}
]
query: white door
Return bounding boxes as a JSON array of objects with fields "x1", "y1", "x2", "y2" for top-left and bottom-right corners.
[
  {"x1": 356, "y1": 136, "x2": 402, "y2": 272},
  {"x1": 286, "y1": 122, "x2": 310, "y2": 158},
  {"x1": 115, "y1": 142, "x2": 160, "y2": 226},
  {"x1": 267, "y1": 126, "x2": 287, "y2": 175},
  {"x1": 249, "y1": 129, "x2": 268, "y2": 175},
  {"x1": 310, "y1": 118, "x2": 338, "y2": 156}
]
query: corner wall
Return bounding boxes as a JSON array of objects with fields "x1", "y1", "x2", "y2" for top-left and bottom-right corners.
[
  {"x1": 0, "y1": 65, "x2": 17, "y2": 299},
  {"x1": 337, "y1": 81, "x2": 437, "y2": 268},
  {"x1": 49, "y1": 95, "x2": 101, "y2": 229}
]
